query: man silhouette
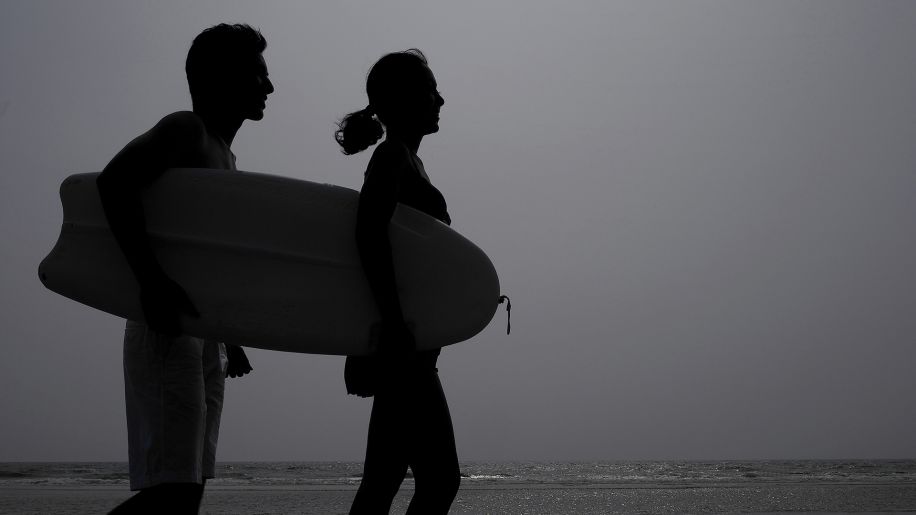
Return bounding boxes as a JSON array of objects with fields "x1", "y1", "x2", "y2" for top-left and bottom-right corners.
[{"x1": 97, "y1": 24, "x2": 274, "y2": 514}]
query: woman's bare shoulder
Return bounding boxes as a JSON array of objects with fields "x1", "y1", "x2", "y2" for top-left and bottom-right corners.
[{"x1": 366, "y1": 140, "x2": 411, "y2": 179}]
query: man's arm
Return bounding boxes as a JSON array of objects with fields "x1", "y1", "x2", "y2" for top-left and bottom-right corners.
[
  {"x1": 97, "y1": 112, "x2": 206, "y2": 335},
  {"x1": 225, "y1": 344, "x2": 253, "y2": 378}
]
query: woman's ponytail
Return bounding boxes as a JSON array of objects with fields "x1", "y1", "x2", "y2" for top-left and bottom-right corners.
[{"x1": 335, "y1": 105, "x2": 384, "y2": 155}]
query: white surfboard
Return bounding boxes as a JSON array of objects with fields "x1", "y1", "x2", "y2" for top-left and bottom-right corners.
[{"x1": 38, "y1": 169, "x2": 501, "y2": 355}]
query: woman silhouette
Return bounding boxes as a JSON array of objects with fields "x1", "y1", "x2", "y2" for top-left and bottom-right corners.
[{"x1": 335, "y1": 49, "x2": 459, "y2": 514}]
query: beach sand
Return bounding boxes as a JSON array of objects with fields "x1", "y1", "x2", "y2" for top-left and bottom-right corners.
[{"x1": 2, "y1": 482, "x2": 915, "y2": 514}]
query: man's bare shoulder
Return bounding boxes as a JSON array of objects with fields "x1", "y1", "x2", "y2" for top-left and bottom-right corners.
[
  {"x1": 144, "y1": 111, "x2": 231, "y2": 169},
  {"x1": 150, "y1": 111, "x2": 207, "y2": 144},
  {"x1": 99, "y1": 111, "x2": 211, "y2": 185},
  {"x1": 118, "y1": 111, "x2": 206, "y2": 160},
  {"x1": 155, "y1": 111, "x2": 235, "y2": 169}
]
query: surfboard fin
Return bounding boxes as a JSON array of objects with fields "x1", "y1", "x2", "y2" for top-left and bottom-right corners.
[{"x1": 498, "y1": 295, "x2": 512, "y2": 335}]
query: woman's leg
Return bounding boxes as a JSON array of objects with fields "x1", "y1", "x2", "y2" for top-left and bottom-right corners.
[
  {"x1": 406, "y1": 373, "x2": 460, "y2": 515},
  {"x1": 350, "y1": 391, "x2": 410, "y2": 515}
]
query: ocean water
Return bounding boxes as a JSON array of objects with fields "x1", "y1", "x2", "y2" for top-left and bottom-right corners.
[{"x1": 1, "y1": 460, "x2": 915, "y2": 513}]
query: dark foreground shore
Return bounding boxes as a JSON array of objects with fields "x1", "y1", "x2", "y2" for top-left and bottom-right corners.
[{"x1": 2, "y1": 482, "x2": 915, "y2": 514}]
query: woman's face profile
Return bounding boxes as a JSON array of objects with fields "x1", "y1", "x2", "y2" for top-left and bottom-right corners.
[{"x1": 399, "y1": 65, "x2": 444, "y2": 136}]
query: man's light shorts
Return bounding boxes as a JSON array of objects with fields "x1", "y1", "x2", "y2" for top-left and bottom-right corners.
[{"x1": 123, "y1": 320, "x2": 228, "y2": 491}]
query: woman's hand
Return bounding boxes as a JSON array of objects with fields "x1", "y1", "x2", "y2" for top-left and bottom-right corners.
[{"x1": 373, "y1": 319, "x2": 417, "y2": 356}]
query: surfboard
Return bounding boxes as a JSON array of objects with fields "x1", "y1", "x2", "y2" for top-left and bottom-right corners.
[{"x1": 38, "y1": 169, "x2": 501, "y2": 355}]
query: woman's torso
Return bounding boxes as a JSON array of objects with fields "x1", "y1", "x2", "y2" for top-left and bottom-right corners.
[
  {"x1": 366, "y1": 140, "x2": 450, "y2": 368},
  {"x1": 367, "y1": 141, "x2": 450, "y2": 226}
]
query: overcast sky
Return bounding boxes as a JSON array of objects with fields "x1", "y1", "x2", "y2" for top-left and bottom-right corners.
[{"x1": 2, "y1": 0, "x2": 915, "y2": 462}]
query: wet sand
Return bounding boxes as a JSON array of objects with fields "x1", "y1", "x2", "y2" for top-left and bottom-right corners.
[{"x1": 2, "y1": 482, "x2": 915, "y2": 514}]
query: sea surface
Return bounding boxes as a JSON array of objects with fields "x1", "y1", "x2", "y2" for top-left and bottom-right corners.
[{"x1": 1, "y1": 460, "x2": 915, "y2": 514}]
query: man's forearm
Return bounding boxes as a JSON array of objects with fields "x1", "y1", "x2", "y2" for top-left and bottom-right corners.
[{"x1": 97, "y1": 174, "x2": 164, "y2": 286}]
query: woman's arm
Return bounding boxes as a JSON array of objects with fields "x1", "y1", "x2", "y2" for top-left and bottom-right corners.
[{"x1": 355, "y1": 143, "x2": 415, "y2": 352}]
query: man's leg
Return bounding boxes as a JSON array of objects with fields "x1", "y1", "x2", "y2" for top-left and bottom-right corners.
[
  {"x1": 108, "y1": 482, "x2": 204, "y2": 515},
  {"x1": 201, "y1": 341, "x2": 227, "y2": 483},
  {"x1": 110, "y1": 321, "x2": 209, "y2": 514}
]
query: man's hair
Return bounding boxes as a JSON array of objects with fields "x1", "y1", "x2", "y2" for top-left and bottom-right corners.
[{"x1": 185, "y1": 23, "x2": 267, "y2": 108}]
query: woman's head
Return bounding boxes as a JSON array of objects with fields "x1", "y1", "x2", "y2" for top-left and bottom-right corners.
[{"x1": 336, "y1": 49, "x2": 444, "y2": 155}]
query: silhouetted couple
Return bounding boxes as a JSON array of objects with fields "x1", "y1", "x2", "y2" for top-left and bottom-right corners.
[{"x1": 99, "y1": 24, "x2": 458, "y2": 514}]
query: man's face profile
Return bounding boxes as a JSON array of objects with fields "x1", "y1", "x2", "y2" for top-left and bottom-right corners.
[
  {"x1": 213, "y1": 53, "x2": 273, "y2": 121},
  {"x1": 234, "y1": 54, "x2": 273, "y2": 121}
]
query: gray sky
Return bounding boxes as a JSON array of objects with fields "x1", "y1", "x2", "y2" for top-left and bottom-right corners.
[{"x1": 2, "y1": 0, "x2": 915, "y2": 462}]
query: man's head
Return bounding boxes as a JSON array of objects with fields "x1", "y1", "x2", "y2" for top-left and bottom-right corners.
[{"x1": 185, "y1": 23, "x2": 273, "y2": 120}]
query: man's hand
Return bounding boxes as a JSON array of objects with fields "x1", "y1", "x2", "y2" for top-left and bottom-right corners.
[
  {"x1": 139, "y1": 274, "x2": 199, "y2": 337},
  {"x1": 225, "y1": 344, "x2": 253, "y2": 378}
]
